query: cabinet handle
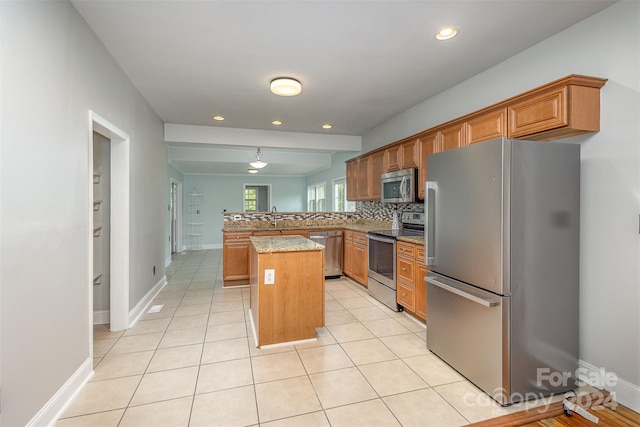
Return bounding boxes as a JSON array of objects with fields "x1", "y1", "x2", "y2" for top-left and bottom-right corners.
[
  {"x1": 402, "y1": 293, "x2": 407, "y2": 297},
  {"x1": 402, "y1": 267, "x2": 407, "y2": 271}
]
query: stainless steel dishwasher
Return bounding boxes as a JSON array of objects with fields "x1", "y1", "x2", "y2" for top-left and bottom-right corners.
[{"x1": 308, "y1": 230, "x2": 343, "y2": 278}]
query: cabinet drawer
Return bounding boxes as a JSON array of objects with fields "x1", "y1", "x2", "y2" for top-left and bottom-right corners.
[
  {"x1": 397, "y1": 279, "x2": 415, "y2": 312},
  {"x1": 416, "y1": 246, "x2": 425, "y2": 263},
  {"x1": 344, "y1": 230, "x2": 353, "y2": 241},
  {"x1": 397, "y1": 257, "x2": 414, "y2": 282},
  {"x1": 223, "y1": 232, "x2": 252, "y2": 241},
  {"x1": 353, "y1": 232, "x2": 368, "y2": 245},
  {"x1": 397, "y1": 241, "x2": 415, "y2": 258}
]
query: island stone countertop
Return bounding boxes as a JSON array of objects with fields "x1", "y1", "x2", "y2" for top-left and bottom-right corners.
[{"x1": 249, "y1": 235, "x2": 325, "y2": 253}]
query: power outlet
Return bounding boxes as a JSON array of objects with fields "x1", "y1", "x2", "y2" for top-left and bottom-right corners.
[
  {"x1": 264, "y1": 269, "x2": 275, "y2": 285},
  {"x1": 233, "y1": 214, "x2": 242, "y2": 220}
]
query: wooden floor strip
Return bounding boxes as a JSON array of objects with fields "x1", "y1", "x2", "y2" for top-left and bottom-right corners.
[{"x1": 468, "y1": 390, "x2": 640, "y2": 427}]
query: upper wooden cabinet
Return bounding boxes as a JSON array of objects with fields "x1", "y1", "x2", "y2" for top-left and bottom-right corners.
[
  {"x1": 346, "y1": 159, "x2": 359, "y2": 201},
  {"x1": 347, "y1": 74, "x2": 607, "y2": 201},
  {"x1": 400, "y1": 138, "x2": 420, "y2": 169},
  {"x1": 439, "y1": 122, "x2": 467, "y2": 152},
  {"x1": 383, "y1": 145, "x2": 401, "y2": 173},
  {"x1": 507, "y1": 77, "x2": 605, "y2": 140},
  {"x1": 418, "y1": 132, "x2": 438, "y2": 199},
  {"x1": 368, "y1": 150, "x2": 384, "y2": 200},
  {"x1": 466, "y1": 108, "x2": 508, "y2": 145}
]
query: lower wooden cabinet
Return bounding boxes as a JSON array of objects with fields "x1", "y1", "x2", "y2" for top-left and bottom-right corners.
[
  {"x1": 396, "y1": 240, "x2": 427, "y2": 322},
  {"x1": 343, "y1": 230, "x2": 368, "y2": 287},
  {"x1": 223, "y1": 231, "x2": 252, "y2": 286}
]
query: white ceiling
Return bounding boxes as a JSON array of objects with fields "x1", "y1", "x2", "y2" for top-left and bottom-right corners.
[{"x1": 72, "y1": 0, "x2": 615, "y2": 176}]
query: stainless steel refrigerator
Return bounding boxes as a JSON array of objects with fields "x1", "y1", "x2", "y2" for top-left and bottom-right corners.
[{"x1": 424, "y1": 137, "x2": 580, "y2": 406}]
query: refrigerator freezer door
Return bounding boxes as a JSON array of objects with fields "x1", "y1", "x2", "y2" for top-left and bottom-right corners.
[
  {"x1": 427, "y1": 138, "x2": 509, "y2": 295},
  {"x1": 426, "y1": 272, "x2": 511, "y2": 405}
]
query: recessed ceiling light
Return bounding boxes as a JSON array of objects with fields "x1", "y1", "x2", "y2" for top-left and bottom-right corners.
[
  {"x1": 435, "y1": 27, "x2": 458, "y2": 40},
  {"x1": 270, "y1": 78, "x2": 302, "y2": 96},
  {"x1": 322, "y1": 124, "x2": 333, "y2": 129},
  {"x1": 248, "y1": 168, "x2": 258, "y2": 174},
  {"x1": 212, "y1": 115, "x2": 225, "y2": 121},
  {"x1": 272, "y1": 120, "x2": 282, "y2": 125}
]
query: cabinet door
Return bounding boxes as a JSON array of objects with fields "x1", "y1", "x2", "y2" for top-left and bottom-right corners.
[
  {"x1": 466, "y1": 108, "x2": 507, "y2": 145},
  {"x1": 384, "y1": 145, "x2": 401, "y2": 173},
  {"x1": 418, "y1": 133, "x2": 439, "y2": 200},
  {"x1": 416, "y1": 263, "x2": 428, "y2": 321},
  {"x1": 357, "y1": 157, "x2": 370, "y2": 200},
  {"x1": 400, "y1": 138, "x2": 420, "y2": 169},
  {"x1": 343, "y1": 238, "x2": 353, "y2": 276},
  {"x1": 368, "y1": 150, "x2": 384, "y2": 201},
  {"x1": 439, "y1": 122, "x2": 467, "y2": 152},
  {"x1": 223, "y1": 241, "x2": 251, "y2": 282},
  {"x1": 352, "y1": 243, "x2": 368, "y2": 286},
  {"x1": 346, "y1": 160, "x2": 358, "y2": 201},
  {"x1": 508, "y1": 87, "x2": 567, "y2": 138}
]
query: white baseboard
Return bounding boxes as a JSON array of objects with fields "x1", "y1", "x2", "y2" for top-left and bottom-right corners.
[
  {"x1": 27, "y1": 357, "x2": 93, "y2": 427},
  {"x1": 128, "y1": 275, "x2": 167, "y2": 327},
  {"x1": 578, "y1": 359, "x2": 640, "y2": 412},
  {"x1": 202, "y1": 243, "x2": 222, "y2": 249},
  {"x1": 93, "y1": 310, "x2": 110, "y2": 325}
]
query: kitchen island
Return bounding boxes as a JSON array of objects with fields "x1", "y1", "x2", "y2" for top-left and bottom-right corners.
[{"x1": 249, "y1": 235, "x2": 325, "y2": 347}]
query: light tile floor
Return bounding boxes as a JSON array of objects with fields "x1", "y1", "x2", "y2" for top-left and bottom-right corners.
[{"x1": 56, "y1": 249, "x2": 595, "y2": 427}]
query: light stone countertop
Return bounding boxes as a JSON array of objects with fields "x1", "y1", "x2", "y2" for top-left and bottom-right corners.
[{"x1": 249, "y1": 235, "x2": 325, "y2": 253}]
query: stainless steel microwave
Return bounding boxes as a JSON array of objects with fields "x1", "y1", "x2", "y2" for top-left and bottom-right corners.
[{"x1": 380, "y1": 168, "x2": 417, "y2": 203}]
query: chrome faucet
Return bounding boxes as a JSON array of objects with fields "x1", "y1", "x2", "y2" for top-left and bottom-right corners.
[{"x1": 271, "y1": 205, "x2": 278, "y2": 227}]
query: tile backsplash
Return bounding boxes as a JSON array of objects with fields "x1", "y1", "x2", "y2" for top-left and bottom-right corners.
[{"x1": 223, "y1": 201, "x2": 423, "y2": 222}]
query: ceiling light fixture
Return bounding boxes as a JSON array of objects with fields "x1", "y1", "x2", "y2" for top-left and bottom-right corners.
[
  {"x1": 212, "y1": 115, "x2": 225, "y2": 121},
  {"x1": 272, "y1": 120, "x2": 282, "y2": 125},
  {"x1": 270, "y1": 77, "x2": 302, "y2": 96},
  {"x1": 435, "y1": 27, "x2": 458, "y2": 40},
  {"x1": 322, "y1": 124, "x2": 333, "y2": 129},
  {"x1": 247, "y1": 168, "x2": 258, "y2": 174},
  {"x1": 250, "y1": 147, "x2": 268, "y2": 169}
]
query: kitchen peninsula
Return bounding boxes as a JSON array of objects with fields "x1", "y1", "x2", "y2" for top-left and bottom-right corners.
[{"x1": 249, "y1": 235, "x2": 325, "y2": 347}]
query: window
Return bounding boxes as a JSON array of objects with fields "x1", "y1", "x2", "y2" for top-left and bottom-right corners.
[
  {"x1": 333, "y1": 178, "x2": 355, "y2": 212},
  {"x1": 244, "y1": 184, "x2": 270, "y2": 212},
  {"x1": 307, "y1": 182, "x2": 326, "y2": 212}
]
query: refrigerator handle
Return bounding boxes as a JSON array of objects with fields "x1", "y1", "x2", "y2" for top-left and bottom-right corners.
[
  {"x1": 426, "y1": 276, "x2": 501, "y2": 308},
  {"x1": 425, "y1": 181, "x2": 437, "y2": 266}
]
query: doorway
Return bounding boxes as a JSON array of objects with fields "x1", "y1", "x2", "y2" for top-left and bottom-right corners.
[{"x1": 89, "y1": 111, "x2": 130, "y2": 339}]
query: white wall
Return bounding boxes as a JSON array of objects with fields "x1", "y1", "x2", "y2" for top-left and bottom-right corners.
[
  {"x1": 363, "y1": 1, "x2": 640, "y2": 410},
  {"x1": 306, "y1": 151, "x2": 360, "y2": 211},
  {"x1": 1, "y1": 1, "x2": 167, "y2": 425}
]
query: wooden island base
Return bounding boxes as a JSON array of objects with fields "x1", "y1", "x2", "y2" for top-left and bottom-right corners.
[{"x1": 249, "y1": 236, "x2": 325, "y2": 347}]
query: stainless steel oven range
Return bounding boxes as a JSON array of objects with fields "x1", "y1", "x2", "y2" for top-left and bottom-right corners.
[{"x1": 367, "y1": 211, "x2": 424, "y2": 311}]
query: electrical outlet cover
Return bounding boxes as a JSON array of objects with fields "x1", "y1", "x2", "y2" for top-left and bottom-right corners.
[
  {"x1": 233, "y1": 214, "x2": 242, "y2": 220},
  {"x1": 264, "y1": 269, "x2": 275, "y2": 284}
]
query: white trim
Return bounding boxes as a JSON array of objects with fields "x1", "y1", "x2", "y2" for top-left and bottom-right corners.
[
  {"x1": 27, "y1": 358, "x2": 93, "y2": 427},
  {"x1": 89, "y1": 111, "x2": 130, "y2": 333},
  {"x1": 128, "y1": 275, "x2": 168, "y2": 328},
  {"x1": 93, "y1": 310, "x2": 110, "y2": 325},
  {"x1": 578, "y1": 359, "x2": 640, "y2": 412},
  {"x1": 170, "y1": 178, "x2": 183, "y2": 256}
]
